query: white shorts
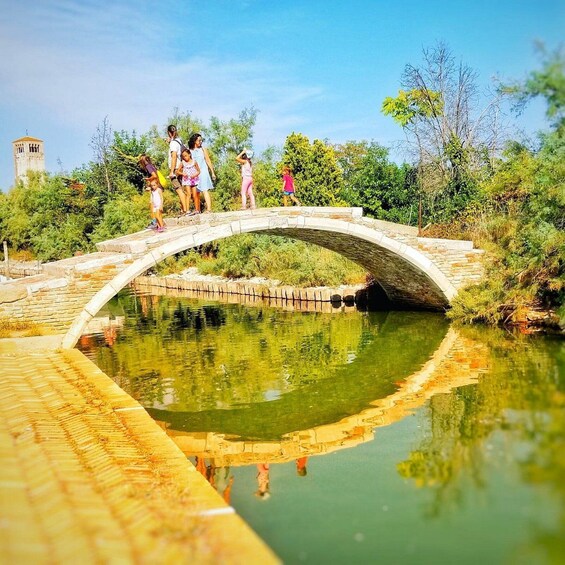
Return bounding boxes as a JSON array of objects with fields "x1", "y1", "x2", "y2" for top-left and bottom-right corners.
[{"x1": 151, "y1": 189, "x2": 163, "y2": 212}]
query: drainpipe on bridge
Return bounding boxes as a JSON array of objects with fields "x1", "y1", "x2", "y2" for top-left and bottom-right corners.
[
  {"x1": 3, "y1": 241, "x2": 8, "y2": 278},
  {"x1": 418, "y1": 195, "x2": 422, "y2": 236}
]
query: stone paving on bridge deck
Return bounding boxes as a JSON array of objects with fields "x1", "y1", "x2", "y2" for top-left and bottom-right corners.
[{"x1": 0, "y1": 336, "x2": 279, "y2": 564}]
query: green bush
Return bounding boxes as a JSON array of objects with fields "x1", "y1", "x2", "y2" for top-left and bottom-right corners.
[{"x1": 166, "y1": 234, "x2": 366, "y2": 287}]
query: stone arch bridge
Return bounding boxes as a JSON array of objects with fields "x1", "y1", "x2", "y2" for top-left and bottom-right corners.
[{"x1": 0, "y1": 207, "x2": 484, "y2": 348}]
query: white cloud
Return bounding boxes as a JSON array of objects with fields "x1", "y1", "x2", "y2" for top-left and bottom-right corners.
[{"x1": 0, "y1": 0, "x2": 324, "y2": 150}]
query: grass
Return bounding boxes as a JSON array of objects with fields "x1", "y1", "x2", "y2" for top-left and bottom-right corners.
[{"x1": 0, "y1": 318, "x2": 45, "y2": 338}]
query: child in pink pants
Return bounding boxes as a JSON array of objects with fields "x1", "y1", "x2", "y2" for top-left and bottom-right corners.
[{"x1": 236, "y1": 149, "x2": 256, "y2": 210}]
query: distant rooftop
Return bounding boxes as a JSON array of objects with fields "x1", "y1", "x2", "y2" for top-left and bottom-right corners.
[{"x1": 12, "y1": 136, "x2": 43, "y2": 143}]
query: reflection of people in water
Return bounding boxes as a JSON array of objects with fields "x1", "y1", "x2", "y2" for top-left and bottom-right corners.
[
  {"x1": 103, "y1": 325, "x2": 117, "y2": 347},
  {"x1": 194, "y1": 457, "x2": 234, "y2": 504},
  {"x1": 255, "y1": 463, "x2": 270, "y2": 499},
  {"x1": 139, "y1": 294, "x2": 160, "y2": 318},
  {"x1": 195, "y1": 456, "x2": 207, "y2": 477},
  {"x1": 214, "y1": 466, "x2": 234, "y2": 504},
  {"x1": 296, "y1": 457, "x2": 308, "y2": 477},
  {"x1": 140, "y1": 295, "x2": 149, "y2": 317},
  {"x1": 78, "y1": 334, "x2": 93, "y2": 351}
]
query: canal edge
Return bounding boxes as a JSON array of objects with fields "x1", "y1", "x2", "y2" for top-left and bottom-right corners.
[{"x1": 0, "y1": 335, "x2": 280, "y2": 564}]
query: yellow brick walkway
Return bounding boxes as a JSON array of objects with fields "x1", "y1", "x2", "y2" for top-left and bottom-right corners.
[{"x1": 0, "y1": 337, "x2": 279, "y2": 564}]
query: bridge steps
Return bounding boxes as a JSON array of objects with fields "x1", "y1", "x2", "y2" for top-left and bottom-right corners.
[
  {"x1": 42, "y1": 252, "x2": 134, "y2": 277},
  {"x1": 0, "y1": 338, "x2": 279, "y2": 563}
]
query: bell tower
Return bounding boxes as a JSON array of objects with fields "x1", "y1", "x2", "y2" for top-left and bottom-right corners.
[{"x1": 12, "y1": 135, "x2": 45, "y2": 185}]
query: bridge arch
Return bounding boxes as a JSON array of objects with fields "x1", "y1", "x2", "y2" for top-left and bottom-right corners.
[{"x1": 61, "y1": 213, "x2": 457, "y2": 348}]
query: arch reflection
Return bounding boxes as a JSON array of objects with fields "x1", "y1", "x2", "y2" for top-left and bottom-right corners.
[{"x1": 151, "y1": 328, "x2": 487, "y2": 466}]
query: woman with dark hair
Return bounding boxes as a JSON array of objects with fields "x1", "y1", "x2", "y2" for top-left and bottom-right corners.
[{"x1": 188, "y1": 133, "x2": 215, "y2": 213}]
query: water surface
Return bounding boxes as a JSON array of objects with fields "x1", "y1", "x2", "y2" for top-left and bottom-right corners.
[{"x1": 78, "y1": 289, "x2": 564, "y2": 564}]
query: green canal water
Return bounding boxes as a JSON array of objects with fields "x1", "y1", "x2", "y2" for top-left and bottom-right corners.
[{"x1": 78, "y1": 289, "x2": 564, "y2": 565}]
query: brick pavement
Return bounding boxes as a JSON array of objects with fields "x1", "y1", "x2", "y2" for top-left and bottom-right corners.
[{"x1": 0, "y1": 336, "x2": 278, "y2": 564}]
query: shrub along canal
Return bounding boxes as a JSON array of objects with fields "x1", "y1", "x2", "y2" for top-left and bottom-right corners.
[{"x1": 78, "y1": 287, "x2": 564, "y2": 565}]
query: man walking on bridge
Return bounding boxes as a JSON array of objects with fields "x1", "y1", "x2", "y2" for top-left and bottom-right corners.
[{"x1": 167, "y1": 125, "x2": 189, "y2": 215}]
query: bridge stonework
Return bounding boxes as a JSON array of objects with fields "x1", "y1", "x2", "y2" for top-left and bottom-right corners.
[
  {"x1": 0, "y1": 254, "x2": 134, "y2": 333},
  {"x1": 0, "y1": 208, "x2": 484, "y2": 348}
]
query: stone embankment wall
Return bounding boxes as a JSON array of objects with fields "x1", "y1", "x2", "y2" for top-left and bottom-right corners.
[
  {"x1": 133, "y1": 274, "x2": 365, "y2": 304},
  {"x1": 1, "y1": 260, "x2": 43, "y2": 278}
]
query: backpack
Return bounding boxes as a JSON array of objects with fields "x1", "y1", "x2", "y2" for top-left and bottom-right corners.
[
  {"x1": 157, "y1": 170, "x2": 168, "y2": 188},
  {"x1": 174, "y1": 138, "x2": 189, "y2": 157}
]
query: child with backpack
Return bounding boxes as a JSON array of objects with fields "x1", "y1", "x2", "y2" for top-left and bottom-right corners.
[
  {"x1": 167, "y1": 124, "x2": 190, "y2": 215},
  {"x1": 139, "y1": 154, "x2": 166, "y2": 229},
  {"x1": 138, "y1": 154, "x2": 167, "y2": 187}
]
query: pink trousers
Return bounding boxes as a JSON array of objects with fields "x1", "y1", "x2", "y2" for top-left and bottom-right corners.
[{"x1": 241, "y1": 177, "x2": 255, "y2": 209}]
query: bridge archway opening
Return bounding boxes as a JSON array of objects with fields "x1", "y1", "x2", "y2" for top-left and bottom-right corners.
[{"x1": 62, "y1": 214, "x2": 456, "y2": 348}]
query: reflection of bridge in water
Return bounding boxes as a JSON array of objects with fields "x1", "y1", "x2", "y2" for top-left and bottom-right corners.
[{"x1": 153, "y1": 328, "x2": 488, "y2": 466}]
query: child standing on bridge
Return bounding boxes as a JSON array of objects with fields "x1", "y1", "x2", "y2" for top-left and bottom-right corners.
[
  {"x1": 149, "y1": 179, "x2": 165, "y2": 233},
  {"x1": 140, "y1": 154, "x2": 164, "y2": 230},
  {"x1": 236, "y1": 148, "x2": 256, "y2": 210},
  {"x1": 176, "y1": 148, "x2": 201, "y2": 215},
  {"x1": 282, "y1": 166, "x2": 301, "y2": 206}
]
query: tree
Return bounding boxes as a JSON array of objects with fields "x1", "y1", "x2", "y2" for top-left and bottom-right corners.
[
  {"x1": 251, "y1": 145, "x2": 283, "y2": 209},
  {"x1": 449, "y1": 49, "x2": 565, "y2": 327},
  {"x1": 506, "y1": 44, "x2": 565, "y2": 132},
  {"x1": 334, "y1": 140, "x2": 370, "y2": 186},
  {"x1": 90, "y1": 194, "x2": 149, "y2": 243},
  {"x1": 0, "y1": 173, "x2": 97, "y2": 260},
  {"x1": 90, "y1": 116, "x2": 113, "y2": 193},
  {"x1": 206, "y1": 107, "x2": 257, "y2": 162},
  {"x1": 382, "y1": 88, "x2": 443, "y2": 128},
  {"x1": 0, "y1": 177, "x2": 39, "y2": 250},
  {"x1": 282, "y1": 133, "x2": 344, "y2": 206},
  {"x1": 382, "y1": 43, "x2": 505, "y2": 220},
  {"x1": 111, "y1": 130, "x2": 150, "y2": 192},
  {"x1": 339, "y1": 142, "x2": 418, "y2": 223}
]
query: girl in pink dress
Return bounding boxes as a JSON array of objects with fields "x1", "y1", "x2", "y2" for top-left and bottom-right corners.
[
  {"x1": 282, "y1": 166, "x2": 301, "y2": 206},
  {"x1": 176, "y1": 149, "x2": 201, "y2": 215}
]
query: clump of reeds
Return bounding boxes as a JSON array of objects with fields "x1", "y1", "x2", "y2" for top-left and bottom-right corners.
[{"x1": 0, "y1": 318, "x2": 44, "y2": 338}]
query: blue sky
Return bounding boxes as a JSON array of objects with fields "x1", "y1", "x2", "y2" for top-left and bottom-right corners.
[{"x1": 0, "y1": 0, "x2": 563, "y2": 190}]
